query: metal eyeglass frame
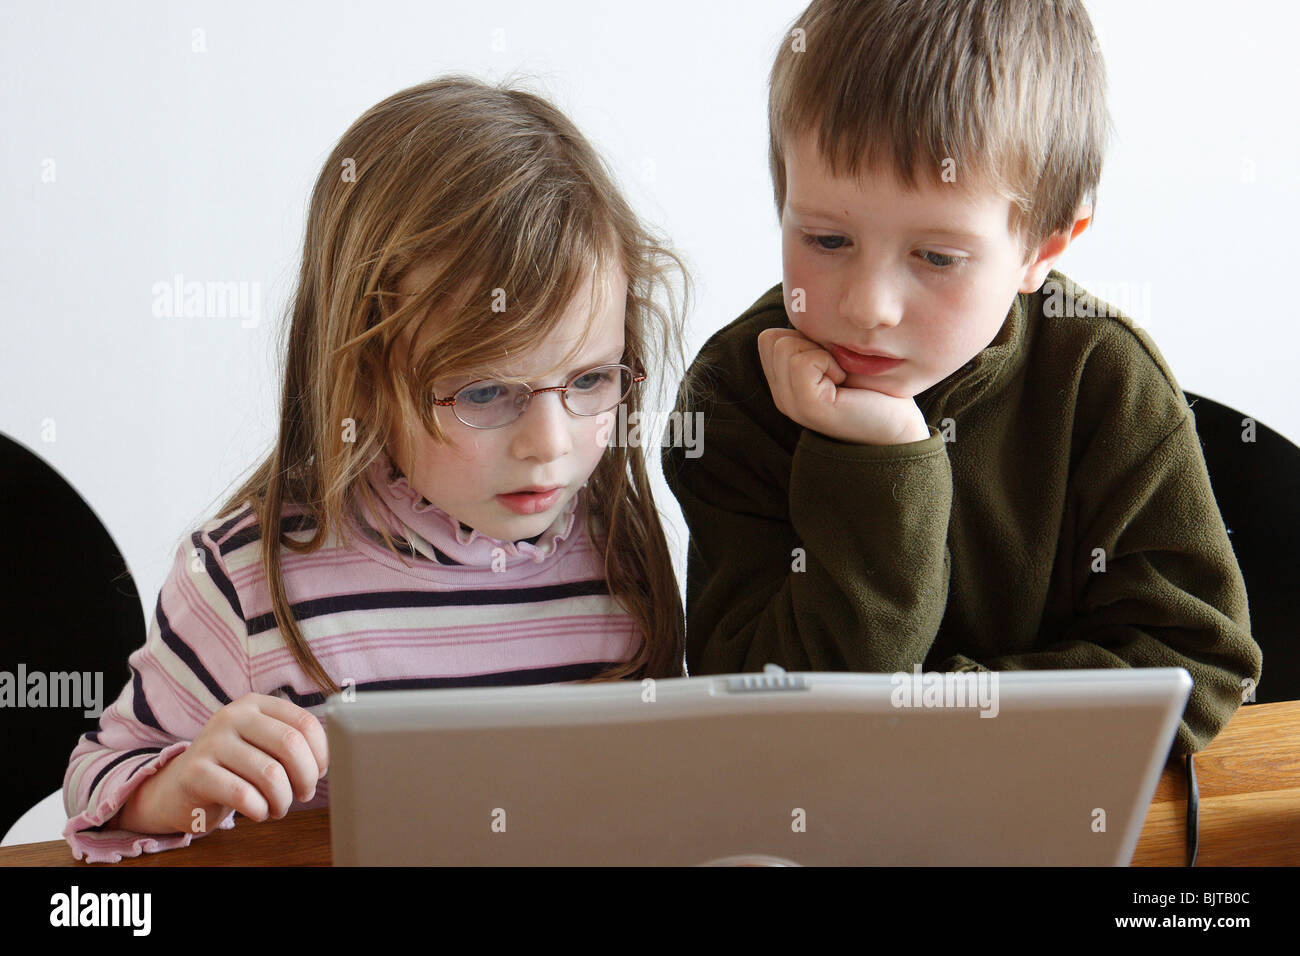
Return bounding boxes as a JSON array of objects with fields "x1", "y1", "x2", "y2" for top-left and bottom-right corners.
[{"x1": 430, "y1": 363, "x2": 646, "y2": 430}]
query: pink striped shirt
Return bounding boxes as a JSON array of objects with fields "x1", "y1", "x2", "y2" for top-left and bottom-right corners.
[{"x1": 62, "y1": 450, "x2": 640, "y2": 862}]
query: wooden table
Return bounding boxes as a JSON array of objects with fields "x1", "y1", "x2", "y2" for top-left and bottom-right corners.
[
  {"x1": 1129, "y1": 699, "x2": 1300, "y2": 866},
  {"x1": 4, "y1": 700, "x2": 1297, "y2": 866}
]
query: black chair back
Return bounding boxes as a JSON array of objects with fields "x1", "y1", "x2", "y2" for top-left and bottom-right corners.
[
  {"x1": 0, "y1": 433, "x2": 146, "y2": 836},
  {"x1": 1184, "y1": 393, "x2": 1300, "y2": 704}
]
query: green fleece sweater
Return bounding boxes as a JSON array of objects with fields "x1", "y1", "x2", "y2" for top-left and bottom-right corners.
[{"x1": 662, "y1": 271, "x2": 1261, "y2": 756}]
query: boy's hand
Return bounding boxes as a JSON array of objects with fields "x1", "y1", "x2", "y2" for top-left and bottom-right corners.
[
  {"x1": 116, "y1": 693, "x2": 328, "y2": 836},
  {"x1": 757, "y1": 327, "x2": 931, "y2": 445}
]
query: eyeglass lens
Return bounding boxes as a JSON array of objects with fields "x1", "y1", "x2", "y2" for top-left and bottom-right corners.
[{"x1": 451, "y1": 365, "x2": 634, "y2": 428}]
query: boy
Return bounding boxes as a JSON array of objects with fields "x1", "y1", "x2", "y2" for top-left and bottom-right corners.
[{"x1": 662, "y1": 0, "x2": 1260, "y2": 756}]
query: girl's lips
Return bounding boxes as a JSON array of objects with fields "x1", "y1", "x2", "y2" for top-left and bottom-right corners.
[
  {"x1": 829, "y1": 345, "x2": 904, "y2": 376},
  {"x1": 496, "y1": 487, "x2": 563, "y2": 515}
]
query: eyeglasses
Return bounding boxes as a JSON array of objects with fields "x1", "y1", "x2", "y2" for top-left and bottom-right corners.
[{"x1": 430, "y1": 363, "x2": 645, "y2": 429}]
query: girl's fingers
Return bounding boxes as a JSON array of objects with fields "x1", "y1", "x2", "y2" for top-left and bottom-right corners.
[
  {"x1": 237, "y1": 708, "x2": 326, "y2": 804},
  {"x1": 247, "y1": 694, "x2": 329, "y2": 778},
  {"x1": 182, "y1": 758, "x2": 270, "y2": 826},
  {"x1": 212, "y1": 738, "x2": 296, "y2": 820}
]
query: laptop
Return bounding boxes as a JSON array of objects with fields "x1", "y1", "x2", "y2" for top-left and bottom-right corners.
[{"x1": 324, "y1": 666, "x2": 1191, "y2": 865}]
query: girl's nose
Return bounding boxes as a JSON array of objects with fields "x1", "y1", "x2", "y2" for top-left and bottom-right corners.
[{"x1": 511, "y1": 391, "x2": 573, "y2": 462}]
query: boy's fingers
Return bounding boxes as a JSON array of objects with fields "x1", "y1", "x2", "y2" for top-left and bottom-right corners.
[
  {"x1": 759, "y1": 328, "x2": 844, "y2": 426},
  {"x1": 769, "y1": 345, "x2": 800, "y2": 417},
  {"x1": 759, "y1": 327, "x2": 812, "y2": 366},
  {"x1": 758, "y1": 326, "x2": 802, "y2": 348},
  {"x1": 822, "y1": 351, "x2": 847, "y2": 384},
  {"x1": 758, "y1": 328, "x2": 799, "y2": 387},
  {"x1": 758, "y1": 331, "x2": 793, "y2": 411},
  {"x1": 756, "y1": 329, "x2": 775, "y2": 380},
  {"x1": 789, "y1": 343, "x2": 842, "y2": 408}
]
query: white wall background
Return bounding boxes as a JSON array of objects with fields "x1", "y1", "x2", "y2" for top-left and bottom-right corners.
[{"x1": 2, "y1": 0, "x2": 1297, "y2": 623}]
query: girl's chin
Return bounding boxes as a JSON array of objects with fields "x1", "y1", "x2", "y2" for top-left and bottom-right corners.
[{"x1": 463, "y1": 519, "x2": 550, "y2": 544}]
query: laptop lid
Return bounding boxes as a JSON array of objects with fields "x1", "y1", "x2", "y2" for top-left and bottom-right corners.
[{"x1": 324, "y1": 667, "x2": 1191, "y2": 865}]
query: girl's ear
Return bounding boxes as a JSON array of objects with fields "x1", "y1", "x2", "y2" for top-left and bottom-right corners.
[{"x1": 352, "y1": 379, "x2": 396, "y2": 454}]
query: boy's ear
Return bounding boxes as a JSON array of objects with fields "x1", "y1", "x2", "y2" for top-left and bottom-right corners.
[
  {"x1": 1069, "y1": 204, "x2": 1093, "y2": 242},
  {"x1": 1019, "y1": 203, "x2": 1093, "y2": 294}
]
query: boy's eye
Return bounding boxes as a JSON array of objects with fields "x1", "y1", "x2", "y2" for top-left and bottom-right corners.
[
  {"x1": 803, "y1": 233, "x2": 847, "y2": 251},
  {"x1": 919, "y1": 251, "x2": 961, "y2": 268},
  {"x1": 800, "y1": 232, "x2": 963, "y2": 271}
]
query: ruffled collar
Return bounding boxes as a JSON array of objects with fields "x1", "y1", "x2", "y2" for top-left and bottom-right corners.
[{"x1": 352, "y1": 449, "x2": 582, "y2": 569}]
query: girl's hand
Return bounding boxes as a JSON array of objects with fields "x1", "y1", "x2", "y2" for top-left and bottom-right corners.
[
  {"x1": 116, "y1": 693, "x2": 328, "y2": 835},
  {"x1": 757, "y1": 327, "x2": 931, "y2": 446}
]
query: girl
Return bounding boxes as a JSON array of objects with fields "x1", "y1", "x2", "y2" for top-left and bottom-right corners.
[{"x1": 63, "y1": 75, "x2": 689, "y2": 862}]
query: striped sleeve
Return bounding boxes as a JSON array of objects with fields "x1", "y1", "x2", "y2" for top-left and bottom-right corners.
[{"x1": 62, "y1": 524, "x2": 253, "y2": 862}]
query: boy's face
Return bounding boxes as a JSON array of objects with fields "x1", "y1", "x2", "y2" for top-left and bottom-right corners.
[
  {"x1": 780, "y1": 132, "x2": 1058, "y2": 400},
  {"x1": 388, "y1": 262, "x2": 626, "y2": 543}
]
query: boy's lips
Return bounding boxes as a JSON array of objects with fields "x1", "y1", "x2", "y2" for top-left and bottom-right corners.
[
  {"x1": 829, "y1": 344, "x2": 904, "y2": 375},
  {"x1": 833, "y1": 343, "x2": 900, "y2": 360}
]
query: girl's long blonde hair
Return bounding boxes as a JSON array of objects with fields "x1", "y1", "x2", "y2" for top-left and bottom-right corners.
[{"x1": 207, "y1": 76, "x2": 688, "y2": 694}]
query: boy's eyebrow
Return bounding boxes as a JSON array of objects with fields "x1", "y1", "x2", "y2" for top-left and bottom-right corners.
[
  {"x1": 788, "y1": 201, "x2": 847, "y2": 221},
  {"x1": 788, "y1": 202, "x2": 986, "y2": 243},
  {"x1": 920, "y1": 226, "x2": 987, "y2": 243}
]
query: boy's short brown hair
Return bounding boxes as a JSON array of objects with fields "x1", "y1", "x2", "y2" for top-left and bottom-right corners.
[{"x1": 769, "y1": 0, "x2": 1111, "y2": 264}]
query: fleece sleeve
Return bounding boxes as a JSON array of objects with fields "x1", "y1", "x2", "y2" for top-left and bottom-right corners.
[
  {"x1": 62, "y1": 528, "x2": 252, "y2": 862},
  {"x1": 937, "y1": 404, "x2": 1260, "y2": 757},
  {"x1": 663, "y1": 373, "x2": 954, "y2": 675}
]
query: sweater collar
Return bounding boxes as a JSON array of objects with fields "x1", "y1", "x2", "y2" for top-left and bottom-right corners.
[
  {"x1": 352, "y1": 449, "x2": 581, "y2": 568},
  {"x1": 915, "y1": 283, "x2": 1030, "y2": 422}
]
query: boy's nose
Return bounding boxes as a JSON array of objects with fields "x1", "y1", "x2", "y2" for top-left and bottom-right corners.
[
  {"x1": 511, "y1": 391, "x2": 573, "y2": 462},
  {"x1": 840, "y1": 268, "x2": 904, "y2": 330}
]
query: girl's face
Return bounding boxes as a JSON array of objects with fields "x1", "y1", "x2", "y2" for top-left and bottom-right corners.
[{"x1": 389, "y1": 263, "x2": 628, "y2": 543}]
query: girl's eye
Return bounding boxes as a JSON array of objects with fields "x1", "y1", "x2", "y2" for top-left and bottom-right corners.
[
  {"x1": 571, "y1": 370, "x2": 613, "y2": 391},
  {"x1": 460, "y1": 383, "x2": 509, "y2": 405},
  {"x1": 802, "y1": 233, "x2": 847, "y2": 252}
]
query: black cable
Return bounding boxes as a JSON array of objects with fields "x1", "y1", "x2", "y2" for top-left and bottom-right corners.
[{"x1": 1185, "y1": 753, "x2": 1199, "y2": 867}]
